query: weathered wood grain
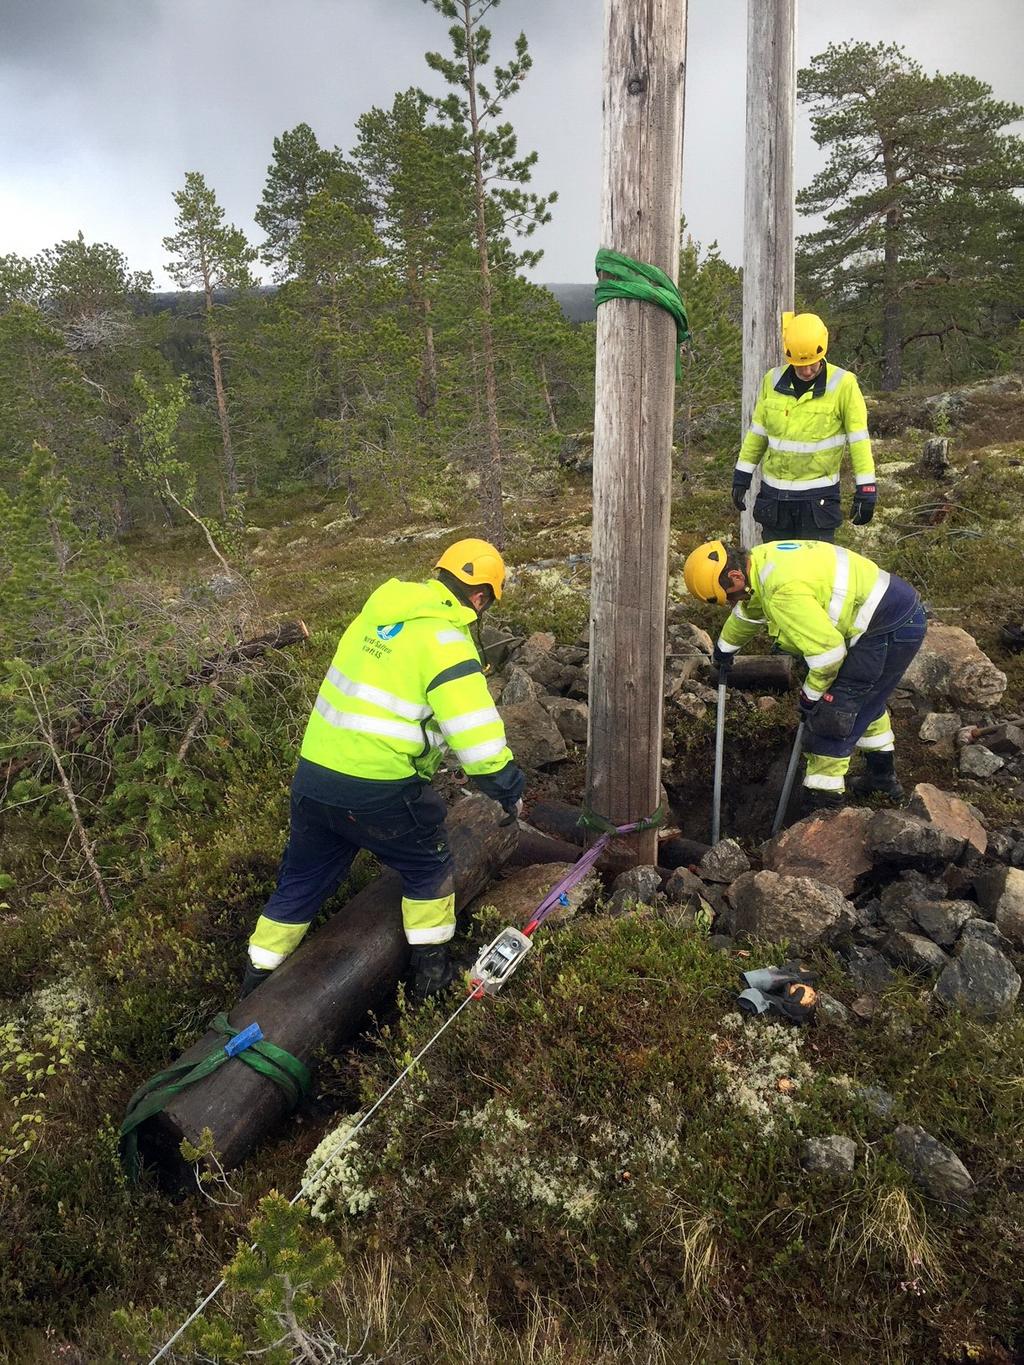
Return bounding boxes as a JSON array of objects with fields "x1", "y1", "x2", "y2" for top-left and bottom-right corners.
[
  {"x1": 589, "y1": 0, "x2": 688, "y2": 866},
  {"x1": 740, "y1": 0, "x2": 796, "y2": 549}
]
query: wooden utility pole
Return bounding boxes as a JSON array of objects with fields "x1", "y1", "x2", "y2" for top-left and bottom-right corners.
[
  {"x1": 587, "y1": 0, "x2": 687, "y2": 867},
  {"x1": 740, "y1": 0, "x2": 796, "y2": 548}
]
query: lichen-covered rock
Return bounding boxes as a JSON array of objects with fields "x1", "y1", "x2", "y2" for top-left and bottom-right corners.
[
  {"x1": 698, "y1": 838, "x2": 750, "y2": 884},
  {"x1": 867, "y1": 809, "x2": 964, "y2": 871},
  {"x1": 537, "y1": 695, "x2": 589, "y2": 745},
  {"x1": 800, "y1": 1135, "x2": 856, "y2": 1178},
  {"x1": 893, "y1": 1124, "x2": 975, "y2": 1205},
  {"x1": 974, "y1": 865, "x2": 1024, "y2": 948},
  {"x1": 608, "y1": 865, "x2": 663, "y2": 916},
  {"x1": 497, "y1": 700, "x2": 567, "y2": 769},
  {"x1": 723, "y1": 871, "x2": 853, "y2": 951},
  {"x1": 960, "y1": 745, "x2": 1004, "y2": 779},
  {"x1": 499, "y1": 665, "x2": 540, "y2": 706},
  {"x1": 883, "y1": 931, "x2": 950, "y2": 978},
  {"x1": 901, "y1": 623, "x2": 1007, "y2": 708},
  {"x1": 761, "y1": 806, "x2": 873, "y2": 896},
  {"x1": 910, "y1": 899, "x2": 976, "y2": 948},
  {"x1": 933, "y1": 939, "x2": 1021, "y2": 1021}
]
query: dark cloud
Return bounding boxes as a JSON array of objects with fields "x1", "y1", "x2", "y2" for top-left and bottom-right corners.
[{"x1": 0, "y1": 0, "x2": 1020, "y2": 287}]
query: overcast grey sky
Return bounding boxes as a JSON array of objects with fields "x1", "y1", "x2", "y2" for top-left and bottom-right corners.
[{"x1": 1, "y1": 0, "x2": 1021, "y2": 289}]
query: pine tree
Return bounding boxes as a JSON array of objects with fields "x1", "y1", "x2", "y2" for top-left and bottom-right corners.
[
  {"x1": 352, "y1": 88, "x2": 471, "y2": 417},
  {"x1": 797, "y1": 42, "x2": 1024, "y2": 389},
  {"x1": 163, "y1": 172, "x2": 257, "y2": 502},
  {"x1": 421, "y1": 0, "x2": 557, "y2": 545},
  {"x1": 254, "y1": 122, "x2": 361, "y2": 280}
]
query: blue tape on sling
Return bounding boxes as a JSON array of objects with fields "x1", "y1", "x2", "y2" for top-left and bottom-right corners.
[
  {"x1": 558, "y1": 893, "x2": 570, "y2": 907},
  {"x1": 224, "y1": 1022, "x2": 263, "y2": 1057}
]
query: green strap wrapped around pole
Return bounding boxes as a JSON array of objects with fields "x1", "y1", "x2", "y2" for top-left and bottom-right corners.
[
  {"x1": 594, "y1": 248, "x2": 690, "y2": 378},
  {"x1": 119, "y1": 1013, "x2": 311, "y2": 1182}
]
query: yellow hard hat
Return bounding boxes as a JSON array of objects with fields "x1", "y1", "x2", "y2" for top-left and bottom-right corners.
[
  {"x1": 782, "y1": 311, "x2": 828, "y2": 366},
  {"x1": 683, "y1": 540, "x2": 730, "y2": 605},
  {"x1": 435, "y1": 537, "x2": 506, "y2": 601}
]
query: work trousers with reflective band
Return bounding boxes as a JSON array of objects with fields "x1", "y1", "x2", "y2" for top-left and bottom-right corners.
[
  {"x1": 248, "y1": 785, "x2": 455, "y2": 970},
  {"x1": 802, "y1": 603, "x2": 927, "y2": 794}
]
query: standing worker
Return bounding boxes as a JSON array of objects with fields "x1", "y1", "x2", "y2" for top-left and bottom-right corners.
[
  {"x1": 731, "y1": 312, "x2": 877, "y2": 542},
  {"x1": 683, "y1": 538, "x2": 925, "y2": 814},
  {"x1": 243, "y1": 539, "x2": 526, "y2": 1001}
]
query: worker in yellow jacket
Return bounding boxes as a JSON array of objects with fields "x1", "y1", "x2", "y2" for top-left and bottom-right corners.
[
  {"x1": 732, "y1": 313, "x2": 876, "y2": 542},
  {"x1": 244, "y1": 539, "x2": 525, "y2": 1001},
  {"x1": 683, "y1": 538, "x2": 926, "y2": 815}
]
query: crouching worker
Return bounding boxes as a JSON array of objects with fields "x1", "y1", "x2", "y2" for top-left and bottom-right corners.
[
  {"x1": 683, "y1": 539, "x2": 926, "y2": 815},
  {"x1": 243, "y1": 538, "x2": 526, "y2": 1002}
]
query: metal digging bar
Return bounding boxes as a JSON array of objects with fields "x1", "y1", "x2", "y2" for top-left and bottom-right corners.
[
  {"x1": 771, "y1": 721, "x2": 805, "y2": 836},
  {"x1": 712, "y1": 678, "x2": 727, "y2": 844}
]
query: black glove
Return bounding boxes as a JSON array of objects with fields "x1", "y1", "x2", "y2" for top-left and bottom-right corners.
[
  {"x1": 241, "y1": 962, "x2": 273, "y2": 998},
  {"x1": 470, "y1": 760, "x2": 525, "y2": 811},
  {"x1": 409, "y1": 944, "x2": 457, "y2": 1003},
  {"x1": 712, "y1": 643, "x2": 735, "y2": 684},
  {"x1": 850, "y1": 483, "x2": 877, "y2": 525},
  {"x1": 732, "y1": 469, "x2": 753, "y2": 512},
  {"x1": 798, "y1": 689, "x2": 817, "y2": 718}
]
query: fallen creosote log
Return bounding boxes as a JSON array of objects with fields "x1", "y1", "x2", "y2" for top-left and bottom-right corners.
[
  {"x1": 133, "y1": 796, "x2": 517, "y2": 1188},
  {"x1": 527, "y1": 798, "x2": 710, "y2": 870},
  {"x1": 723, "y1": 656, "x2": 795, "y2": 692}
]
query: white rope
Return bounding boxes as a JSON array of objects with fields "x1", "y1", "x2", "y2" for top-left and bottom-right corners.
[{"x1": 147, "y1": 990, "x2": 478, "y2": 1364}]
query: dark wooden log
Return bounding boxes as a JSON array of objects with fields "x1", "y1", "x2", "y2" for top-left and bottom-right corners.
[
  {"x1": 509, "y1": 825, "x2": 587, "y2": 868},
  {"x1": 135, "y1": 797, "x2": 517, "y2": 1185},
  {"x1": 727, "y1": 656, "x2": 795, "y2": 692},
  {"x1": 199, "y1": 619, "x2": 310, "y2": 675},
  {"x1": 526, "y1": 799, "x2": 710, "y2": 871}
]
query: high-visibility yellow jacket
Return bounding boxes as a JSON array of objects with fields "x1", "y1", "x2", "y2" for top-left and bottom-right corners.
[
  {"x1": 717, "y1": 541, "x2": 891, "y2": 699},
  {"x1": 735, "y1": 362, "x2": 874, "y2": 495},
  {"x1": 300, "y1": 577, "x2": 513, "y2": 782}
]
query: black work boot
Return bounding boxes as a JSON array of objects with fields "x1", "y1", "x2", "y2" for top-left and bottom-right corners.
[
  {"x1": 240, "y1": 961, "x2": 273, "y2": 998},
  {"x1": 409, "y1": 944, "x2": 457, "y2": 1003},
  {"x1": 798, "y1": 786, "x2": 844, "y2": 818},
  {"x1": 848, "y1": 751, "x2": 904, "y2": 801}
]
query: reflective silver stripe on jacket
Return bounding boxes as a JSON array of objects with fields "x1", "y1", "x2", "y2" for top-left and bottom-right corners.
[
  {"x1": 805, "y1": 642, "x2": 847, "y2": 670},
  {"x1": 767, "y1": 433, "x2": 848, "y2": 454},
  {"x1": 761, "y1": 473, "x2": 841, "y2": 491},
  {"x1": 314, "y1": 697, "x2": 424, "y2": 745},
  {"x1": 849, "y1": 571, "x2": 891, "y2": 644},
  {"x1": 735, "y1": 459, "x2": 758, "y2": 474},
  {"x1": 845, "y1": 429, "x2": 869, "y2": 444},
  {"x1": 825, "y1": 366, "x2": 847, "y2": 392},
  {"x1": 829, "y1": 547, "x2": 850, "y2": 624},
  {"x1": 435, "y1": 629, "x2": 468, "y2": 645},
  {"x1": 441, "y1": 705, "x2": 500, "y2": 738},
  {"x1": 451, "y1": 736, "x2": 507, "y2": 764},
  {"x1": 325, "y1": 666, "x2": 431, "y2": 721}
]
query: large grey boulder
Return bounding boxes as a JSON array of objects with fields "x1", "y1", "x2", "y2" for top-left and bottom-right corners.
[
  {"x1": 499, "y1": 664, "x2": 540, "y2": 706},
  {"x1": 973, "y1": 865, "x2": 1024, "y2": 948},
  {"x1": 608, "y1": 865, "x2": 663, "y2": 916},
  {"x1": 498, "y1": 699, "x2": 568, "y2": 769},
  {"x1": 723, "y1": 871, "x2": 853, "y2": 951},
  {"x1": 901, "y1": 623, "x2": 1006, "y2": 708},
  {"x1": 934, "y1": 939, "x2": 1021, "y2": 1021},
  {"x1": 537, "y1": 695, "x2": 589, "y2": 745},
  {"x1": 910, "y1": 899, "x2": 976, "y2": 948},
  {"x1": 893, "y1": 1124, "x2": 975, "y2": 1205},
  {"x1": 483, "y1": 862, "x2": 599, "y2": 929},
  {"x1": 883, "y1": 931, "x2": 950, "y2": 978},
  {"x1": 867, "y1": 809, "x2": 964, "y2": 871}
]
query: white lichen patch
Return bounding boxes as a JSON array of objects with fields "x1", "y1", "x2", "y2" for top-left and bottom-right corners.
[
  {"x1": 29, "y1": 975, "x2": 95, "y2": 1044},
  {"x1": 302, "y1": 1117, "x2": 376, "y2": 1221},
  {"x1": 709, "y1": 1019, "x2": 813, "y2": 1135}
]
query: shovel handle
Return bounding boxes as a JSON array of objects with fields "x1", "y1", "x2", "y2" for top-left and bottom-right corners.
[{"x1": 712, "y1": 681, "x2": 727, "y2": 844}]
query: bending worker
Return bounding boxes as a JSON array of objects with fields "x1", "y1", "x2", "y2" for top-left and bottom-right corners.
[
  {"x1": 244, "y1": 539, "x2": 526, "y2": 1001},
  {"x1": 683, "y1": 538, "x2": 926, "y2": 814},
  {"x1": 731, "y1": 312, "x2": 876, "y2": 542}
]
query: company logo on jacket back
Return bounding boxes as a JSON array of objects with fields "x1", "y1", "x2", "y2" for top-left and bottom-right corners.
[{"x1": 376, "y1": 623, "x2": 405, "y2": 640}]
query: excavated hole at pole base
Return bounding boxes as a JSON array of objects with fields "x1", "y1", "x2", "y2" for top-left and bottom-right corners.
[{"x1": 663, "y1": 725, "x2": 797, "y2": 848}]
